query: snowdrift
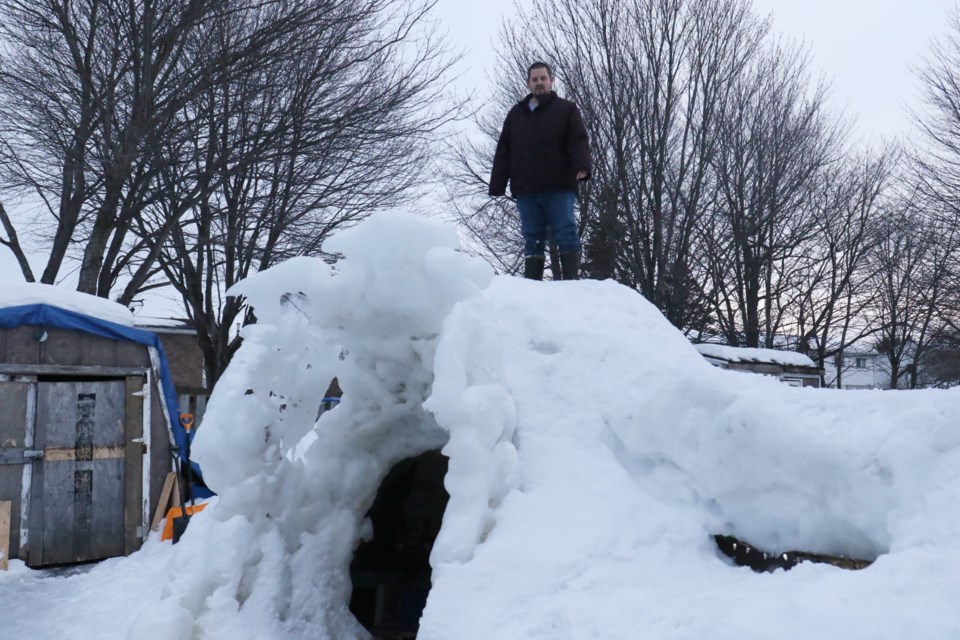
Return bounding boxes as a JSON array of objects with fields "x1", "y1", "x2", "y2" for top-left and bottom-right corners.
[{"x1": 127, "y1": 212, "x2": 960, "y2": 639}]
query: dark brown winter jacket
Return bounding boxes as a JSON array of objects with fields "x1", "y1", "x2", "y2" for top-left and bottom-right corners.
[{"x1": 488, "y1": 91, "x2": 592, "y2": 198}]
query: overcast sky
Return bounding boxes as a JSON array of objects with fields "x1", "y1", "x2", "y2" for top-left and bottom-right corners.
[
  {"x1": 3, "y1": 1, "x2": 956, "y2": 292},
  {"x1": 434, "y1": 0, "x2": 956, "y2": 143}
]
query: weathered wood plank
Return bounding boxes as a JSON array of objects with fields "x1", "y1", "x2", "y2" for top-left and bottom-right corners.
[
  {"x1": 0, "y1": 465, "x2": 22, "y2": 562},
  {"x1": 41, "y1": 329, "x2": 150, "y2": 368},
  {"x1": 1, "y1": 326, "x2": 150, "y2": 369},
  {"x1": 0, "y1": 380, "x2": 29, "y2": 446},
  {"x1": 151, "y1": 472, "x2": 177, "y2": 532},
  {"x1": 148, "y1": 386, "x2": 172, "y2": 516},
  {"x1": 0, "y1": 364, "x2": 148, "y2": 378},
  {"x1": 0, "y1": 380, "x2": 29, "y2": 561},
  {"x1": 0, "y1": 448, "x2": 26, "y2": 465},
  {"x1": 124, "y1": 376, "x2": 144, "y2": 555},
  {"x1": 0, "y1": 327, "x2": 41, "y2": 365},
  {"x1": 33, "y1": 380, "x2": 126, "y2": 565},
  {"x1": 41, "y1": 446, "x2": 126, "y2": 462},
  {"x1": 171, "y1": 475, "x2": 181, "y2": 509},
  {"x1": 90, "y1": 458, "x2": 125, "y2": 560},
  {"x1": 39, "y1": 329, "x2": 85, "y2": 367},
  {"x1": 0, "y1": 500, "x2": 10, "y2": 570},
  {"x1": 27, "y1": 448, "x2": 43, "y2": 567}
]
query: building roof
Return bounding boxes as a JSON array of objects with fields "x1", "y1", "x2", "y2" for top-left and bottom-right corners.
[
  {"x1": 694, "y1": 343, "x2": 817, "y2": 368},
  {"x1": 134, "y1": 316, "x2": 196, "y2": 335}
]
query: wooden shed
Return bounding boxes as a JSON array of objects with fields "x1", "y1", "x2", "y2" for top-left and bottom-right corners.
[
  {"x1": 694, "y1": 343, "x2": 824, "y2": 388},
  {"x1": 0, "y1": 285, "x2": 196, "y2": 567}
]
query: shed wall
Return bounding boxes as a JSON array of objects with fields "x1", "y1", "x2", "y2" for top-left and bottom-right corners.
[
  {"x1": 0, "y1": 326, "x2": 150, "y2": 370},
  {"x1": 158, "y1": 332, "x2": 204, "y2": 393}
]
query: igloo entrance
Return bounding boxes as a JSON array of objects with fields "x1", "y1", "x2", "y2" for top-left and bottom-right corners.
[{"x1": 349, "y1": 450, "x2": 449, "y2": 639}]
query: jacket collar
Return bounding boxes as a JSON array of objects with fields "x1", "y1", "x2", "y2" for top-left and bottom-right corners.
[{"x1": 521, "y1": 90, "x2": 558, "y2": 111}]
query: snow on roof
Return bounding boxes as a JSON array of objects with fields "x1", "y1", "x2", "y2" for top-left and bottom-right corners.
[
  {"x1": 134, "y1": 316, "x2": 194, "y2": 333},
  {"x1": 0, "y1": 282, "x2": 134, "y2": 326},
  {"x1": 134, "y1": 315, "x2": 187, "y2": 327},
  {"x1": 695, "y1": 342, "x2": 817, "y2": 368}
]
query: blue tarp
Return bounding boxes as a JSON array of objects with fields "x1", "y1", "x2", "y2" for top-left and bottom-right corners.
[{"x1": 0, "y1": 303, "x2": 212, "y2": 499}]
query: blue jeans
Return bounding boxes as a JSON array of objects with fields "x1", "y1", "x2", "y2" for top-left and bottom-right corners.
[{"x1": 515, "y1": 190, "x2": 580, "y2": 257}]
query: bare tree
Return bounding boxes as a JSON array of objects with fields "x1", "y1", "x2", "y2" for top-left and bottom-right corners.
[
  {"x1": 786, "y1": 149, "x2": 895, "y2": 381},
  {"x1": 866, "y1": 205, "x2": 956, "y2": 389},
  {"x1": 447, "y1": 0, "x2": 767, "y2": 322},
  {"x1": 910, "y1": 5, "x2": 960, "y2": 387},
  {"x1": 444, "y1": 140, "x2": 524, "y2": 275},
  {"x1": 0, "y1": 0, "x2": 457, "y2": 383},
  {"x1": 912, "y1": 7, "x2": 960, "y2": 221},
  {"x1": 571, "y1": 0, "x2": 766, "y2": 329},
  {"x1": 0, "y1": 0, "x2": 389, "y2": 295},
  {"x1": 139, "y1": 0, "x2": 456, "y2": 385},
  {"x1": 440, "y1": 19, "x2": 544, "y2": 277},
  {"x1": 703, "y1": 38, "x2": 842, "y2": 347}
]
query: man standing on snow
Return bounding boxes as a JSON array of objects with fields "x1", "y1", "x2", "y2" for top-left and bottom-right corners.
[{"x1": 488, "y1": 61, "x2": 592, "y2": 281}]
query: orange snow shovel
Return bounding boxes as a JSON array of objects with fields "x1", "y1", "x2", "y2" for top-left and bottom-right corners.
[{"x1": 161, "y1": 503, "x2": 208, "y2": 541}]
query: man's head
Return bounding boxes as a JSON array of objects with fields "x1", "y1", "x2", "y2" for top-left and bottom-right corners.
[{"x1": 526, "y1": 62, "x2": 554, "y2": 97}]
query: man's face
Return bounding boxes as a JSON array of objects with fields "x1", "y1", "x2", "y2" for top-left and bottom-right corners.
[{"x1": 527, "y1": 67, "x2": 553, "y2": 96}]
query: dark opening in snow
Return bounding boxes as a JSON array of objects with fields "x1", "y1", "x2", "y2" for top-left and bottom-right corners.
[
  {"x1": 714, "y1": 534, "x2": 874, "y2": 572},
  {"x1": 350, "y1": 450, "x2": 449, "y2": 639}
]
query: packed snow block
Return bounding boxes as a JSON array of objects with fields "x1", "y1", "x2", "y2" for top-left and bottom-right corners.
[{"x1": 127, "y1": 211, "x2": 960, "y2": 640}]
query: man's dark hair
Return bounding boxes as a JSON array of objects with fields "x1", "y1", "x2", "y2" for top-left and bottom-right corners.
[{"x1": 527, "y1": 61, "x2": 553, "y2": 80}]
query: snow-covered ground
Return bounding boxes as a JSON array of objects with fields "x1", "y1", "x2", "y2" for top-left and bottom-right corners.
[
  {"x1": 3, "y1": 211, "x2": 960, "y2": 639},
  {"x1": 0, "y1": 539, "x2": 171, "y2": 638}
]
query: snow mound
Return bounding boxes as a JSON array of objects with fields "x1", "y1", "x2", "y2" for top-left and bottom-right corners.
[
  {"x1": 130, "y1": 211, "x2": 960, "y2": 639},
  {"x1": 0, "y1": 282, "x2": 134, "y2": 326}
]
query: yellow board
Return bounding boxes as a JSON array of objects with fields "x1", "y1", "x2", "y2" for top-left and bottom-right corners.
[
  {"x1": 150, "y1": 472, "x2": 178, "y2": 532},
  {"x1": 0, "y1": 500, "x2": 10, "y2": 571},
  {"x1": 160, "y1": 503, "x2": 208, "y2": 542}
]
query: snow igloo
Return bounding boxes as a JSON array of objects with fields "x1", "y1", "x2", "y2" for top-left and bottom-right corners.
[{"x1": 131, "y1": 212, "x2": 960, "y2": 640}]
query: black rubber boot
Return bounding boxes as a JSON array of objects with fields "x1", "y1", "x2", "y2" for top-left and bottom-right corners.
[
  {"x1": 559, "y1": 251, "x2": 580, "y2": 280},
  {"x1": 524, "y1": 255, "x2": 545, "y2": 280}
]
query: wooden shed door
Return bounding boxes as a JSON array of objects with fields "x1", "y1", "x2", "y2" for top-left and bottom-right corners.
[{"x1": 30, "y1": 380, "x2": 127, "y2": 566}]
